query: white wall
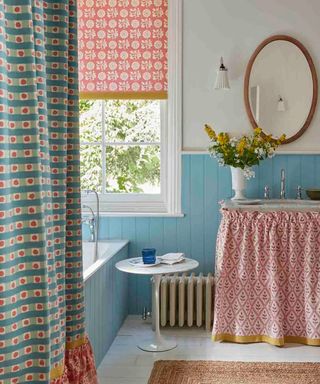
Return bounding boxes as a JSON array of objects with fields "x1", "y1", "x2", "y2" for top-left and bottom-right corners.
[{"x1": 182, "y1": 0, "x2": 320, "y2": 153}]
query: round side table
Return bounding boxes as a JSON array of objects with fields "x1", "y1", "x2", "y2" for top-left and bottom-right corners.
[{"x1": 115, "y1": 258, "x2": 199, "y2": 352}]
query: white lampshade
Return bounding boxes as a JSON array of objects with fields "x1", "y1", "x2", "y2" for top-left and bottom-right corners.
[
  {"x1": 214, "y1": 57, "x2": 230, "y2": 90},
  {"x1": 277, "y1": 96, "x2": 286, "y2": 112}
]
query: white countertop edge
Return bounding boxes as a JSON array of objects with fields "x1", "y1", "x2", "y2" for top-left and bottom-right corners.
[
  {"x1": 221, "y1": 200, "x2": 320, "y2": 212},
  {"x1": 83, "y1": 240, "x2": 129, "y2": 282},
  {"x1": 223, "y1": 207, "x2": 320, "y2": 212}
]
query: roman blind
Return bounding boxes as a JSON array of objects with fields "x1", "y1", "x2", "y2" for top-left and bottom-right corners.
[{"x1": 78, "y1": 0, "x2": 168, "y2": 100}]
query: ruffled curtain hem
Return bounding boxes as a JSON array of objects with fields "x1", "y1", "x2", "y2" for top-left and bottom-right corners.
[{"x1": 51, "y1": 337, "x2": 98, "y2": 384}]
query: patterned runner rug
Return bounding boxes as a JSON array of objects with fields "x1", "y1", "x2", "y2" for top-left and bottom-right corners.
[{"x1": 148, "y1": 361, "x2": 320, "y2": 383}]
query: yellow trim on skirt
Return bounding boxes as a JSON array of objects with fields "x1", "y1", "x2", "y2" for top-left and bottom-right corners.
[{"x1": 212, "y1": 333, "x2": 320, "y2": 347}]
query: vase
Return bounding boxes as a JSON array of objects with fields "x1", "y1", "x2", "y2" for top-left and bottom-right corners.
[{"x1": 230, "y1": 167, "x2": 246, "y2": 200}]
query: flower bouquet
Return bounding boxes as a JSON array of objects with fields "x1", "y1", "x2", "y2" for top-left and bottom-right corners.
[{"x1": 204, "y1": 125, "x2": 286, "y2": 199}]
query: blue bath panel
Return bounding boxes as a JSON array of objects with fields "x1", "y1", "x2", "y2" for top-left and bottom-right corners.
[{"x1": 84, "y1": 245, "x2": 129, "y2": 365}]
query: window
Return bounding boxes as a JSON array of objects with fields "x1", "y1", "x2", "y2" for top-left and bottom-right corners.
[
  {"x1": 80, "y1": 99, "x2": 162, "y2": 194},
  {"x1": 78, "y1": 0, "x2": 182, "y2": 216}
]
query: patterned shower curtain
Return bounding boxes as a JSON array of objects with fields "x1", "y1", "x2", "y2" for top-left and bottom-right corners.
[{"x1": 0, "y1": 0, "x2": 98, "y2": 383}]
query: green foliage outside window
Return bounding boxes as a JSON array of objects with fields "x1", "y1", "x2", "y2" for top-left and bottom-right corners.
[{"x1": 80, "y1": 99, "x2": 161, "y2": 194}]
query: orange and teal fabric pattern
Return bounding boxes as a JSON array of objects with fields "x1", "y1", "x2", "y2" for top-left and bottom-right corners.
[{"x1": 0, "y1": 0, "x2": 98, "y2": 383}]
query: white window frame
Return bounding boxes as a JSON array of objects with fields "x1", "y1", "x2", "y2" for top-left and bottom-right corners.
[{"x1": 81, "y1": 0, "x2": 182, "y2": 217}]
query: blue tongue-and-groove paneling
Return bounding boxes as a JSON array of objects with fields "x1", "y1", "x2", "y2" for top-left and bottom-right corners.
[{"x1": 88, "y1": 154, "x2": 320, "y2": 314}]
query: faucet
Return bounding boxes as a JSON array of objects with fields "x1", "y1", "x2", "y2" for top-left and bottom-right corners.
[
  {"x1": 82, "y1": 204, "x2": 96, "y2": 242},
  {"x1": 296, "y1": 185, "x2": 303, "y2": 200},
  {"x1": 280, "y1": 169, "x2": 286, "y2": 199},
  {"x1": 81, "y1": 190, "x2": 100, "y2": 263},
  {"x1": 264, "y1": 185, "x2": 270, "y2": 199}
]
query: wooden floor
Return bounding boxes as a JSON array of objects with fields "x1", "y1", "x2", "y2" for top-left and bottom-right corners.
[{"x1": 97, "y1": 316, "x2": 320, "y2": 384}]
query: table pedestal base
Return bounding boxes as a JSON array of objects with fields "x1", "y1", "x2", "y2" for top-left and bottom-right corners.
[
  {"x1": 115, "y1": 259, "x2": 199, "y2": 353},
  {"x1": 138, "y1": 334, "x2": 177, "y2": 352},
  {"x1": 138, "y1": 274, "x2": 177, "y2": 352}
]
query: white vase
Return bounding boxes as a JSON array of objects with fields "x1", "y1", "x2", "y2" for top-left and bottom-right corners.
[{"x1": 230, "y1": 167, "x2": 246, "y2": 200}]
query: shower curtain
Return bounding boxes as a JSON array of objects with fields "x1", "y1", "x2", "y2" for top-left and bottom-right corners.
[{"x1": 0, "y1": 0, "x2": 98, "y2": 383}]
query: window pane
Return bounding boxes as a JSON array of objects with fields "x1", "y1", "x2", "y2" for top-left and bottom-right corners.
[
  {"x1": 105, "y1": 100, "x2": 161, "y2": 143},
  {"x1": 80, "y1": 99, "x2": 102, "y2": 143},
  {"x1": 106, "y1": 145, "x2": 160, "y2": 194},
  {"x1": 80, "y1": 145, "x2": 102, "y2": 193}
]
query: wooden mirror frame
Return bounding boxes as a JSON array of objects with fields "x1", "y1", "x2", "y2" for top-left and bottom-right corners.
[{"x1": 244, "y1": 35, "x2": 318, "y2": 144}]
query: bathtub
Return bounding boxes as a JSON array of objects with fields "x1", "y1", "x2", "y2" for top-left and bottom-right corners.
[{"x1": 82, "y1": 239, "x2": 129, "y2": 281}]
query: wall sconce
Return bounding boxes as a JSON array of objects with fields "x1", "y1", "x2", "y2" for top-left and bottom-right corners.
[
  {"x1": 277, "y1": 96, "x2": 286, "y2": 112},
  {"x1": 214, "y1": 57, "x2": 230, "y2": 90}
]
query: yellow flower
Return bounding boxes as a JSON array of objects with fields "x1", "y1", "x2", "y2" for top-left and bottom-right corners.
[
  {"x1": 253, "y1": 135, "x2": 262, "y2": 145},
  {"x1": 271, "y1": 133, "x2": 286, "y2": 145},
  {"x1": 217, "y1": 132, "x2": 230, "y2": 145},
  {"x1": 279, "y1": 134, "x2": 286, "y2": 142},
  {"x1": 254, "y1": 127, "x2": 262, "y2": 135},
  {"x1": 204, "y1": 124, "x2": 217, "y2": 140},
  {"x1": 265, "y1": 134, "x2": 273, "y2": 143},
  {"x1": 236, "y1": 138, "x2": 246, "y2": 155}
]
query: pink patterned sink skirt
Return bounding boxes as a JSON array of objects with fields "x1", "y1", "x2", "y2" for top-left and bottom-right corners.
[{"x1": 212, "y1": 209, "x2": 320, "y2": 346}]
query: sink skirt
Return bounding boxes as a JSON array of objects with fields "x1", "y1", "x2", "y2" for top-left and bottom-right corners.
[{"x1": 212, "y1": 209, "x2": 320, "y2": 347}]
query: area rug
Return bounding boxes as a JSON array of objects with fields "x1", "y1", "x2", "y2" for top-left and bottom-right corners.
[{"x1": 148, "y1": 360, "x2": 320, "y2": 383}]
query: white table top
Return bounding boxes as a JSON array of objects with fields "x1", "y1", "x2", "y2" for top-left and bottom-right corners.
[{"x1": 115, "y1": 258, "x2": 199, "y2": 275}]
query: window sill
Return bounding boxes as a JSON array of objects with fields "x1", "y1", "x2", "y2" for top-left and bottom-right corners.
[
  {"x1": 96, "y1": 212, "x2": 185, "y2": 218},
  {"x1": 81, "y1": 196, "x2": 183, "y2": 218}
]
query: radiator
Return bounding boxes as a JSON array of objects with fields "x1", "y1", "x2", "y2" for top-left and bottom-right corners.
[{"x1": 152, "y1": 273, "x2": 215, "y2": 331}]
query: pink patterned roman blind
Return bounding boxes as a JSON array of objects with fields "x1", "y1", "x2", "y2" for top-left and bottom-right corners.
[{"x1": 78, "y1": 0, "x2": 168, "y2": 99}]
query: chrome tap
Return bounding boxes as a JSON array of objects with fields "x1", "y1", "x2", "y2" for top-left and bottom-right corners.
[
  {"x1": 264, "y1": 185, "x2": 270, "y2": 199},
  {"x1": 296, "y1": 185, "x2": 303, "y2": 200},
  {"x1": 280, "y1": 169, "x2": 286, "y2": 199},
  {"x1": 82, "y1": 204, "x2": 96, "y2": 242},
  {"x1": 81, "y1": 190, "x2": 100, "y2": 263}
]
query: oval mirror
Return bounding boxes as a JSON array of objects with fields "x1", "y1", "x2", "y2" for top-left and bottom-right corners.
[{"x1": 244, "y1": 35, "x2": 318, "y2": 144}]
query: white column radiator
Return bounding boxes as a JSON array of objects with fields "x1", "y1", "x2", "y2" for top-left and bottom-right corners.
[{"x1": 152, "y1": 273, "x2": 214, "y2": 331}]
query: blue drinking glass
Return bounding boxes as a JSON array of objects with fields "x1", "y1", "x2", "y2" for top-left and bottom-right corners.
[{"x1": 142, "y1": 248, "x2": 156, "y2": 264}]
